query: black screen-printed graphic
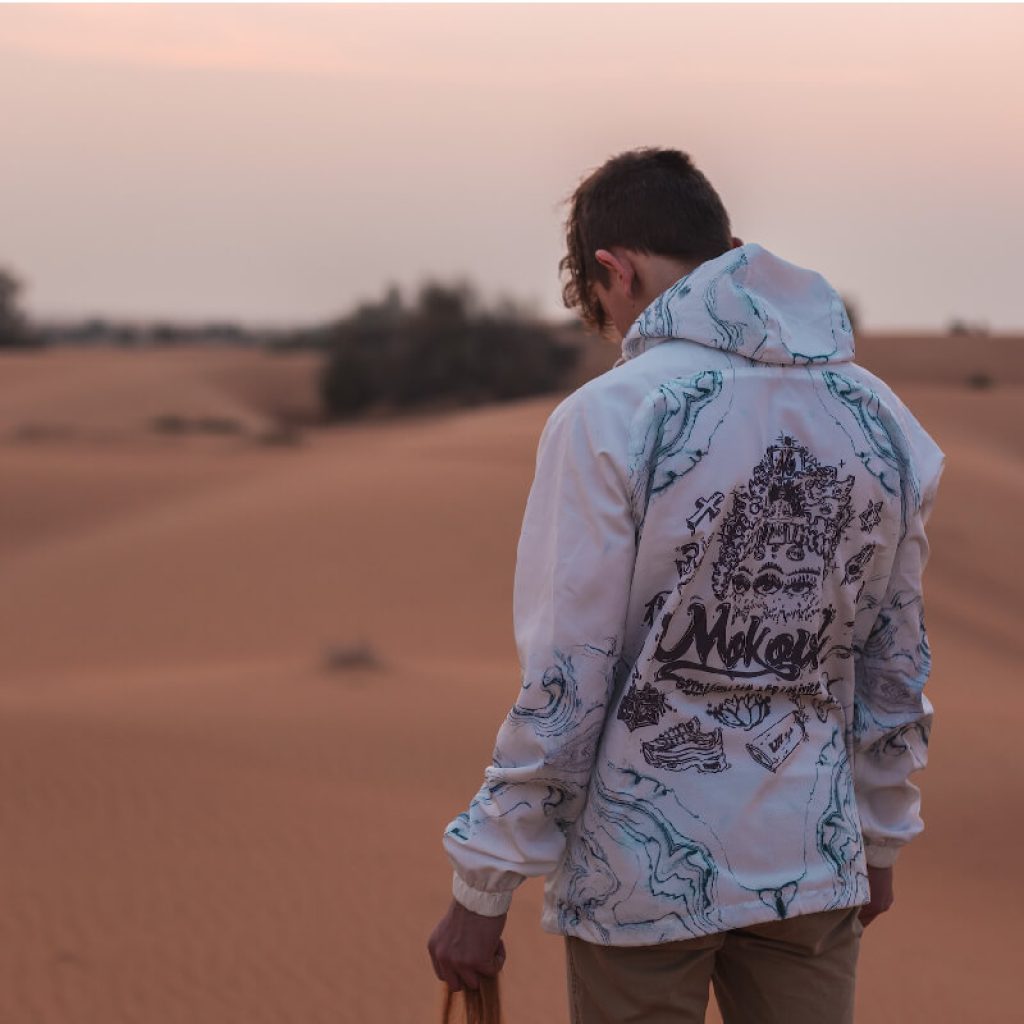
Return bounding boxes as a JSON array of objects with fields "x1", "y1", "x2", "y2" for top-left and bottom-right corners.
[
  {"x1": 859, "y1": 500, "x2": 883, "y2": 532},
  {"x1": 686, "y1": 492, "x2": 725, "y2": 535},
  {"x1": 643, "y1": 590, "x2": 672, "y2": 628},
  {"x1": 842, "y1": 543, "x2": 875, "y2": 586},
  {"x1": 673, "y1": 542, "x2": 704, "y2": 583},
  {"x1": 641, "y1": 716, "x2": 729, "y2": 773},
  {"x1": 617, "y1": 679, "x2": 670, "y2": 732},
  {"x1": 654, "y1": 600, "x2": 837, "y2": 684},
  {"x1": 745, "y1": 708, "x2": 809, "y2": 772},
  {"x1": 711, "y1": 435, "x2": 856, "y2": 624},
  {"x1": 706, "y1": 693, "x2": 772, "y2": 730},
  {"x1": 809, "y1": 672, "x2": 844, "y2": 723},
  {"x1": 675, "y1": 677, "x2": 713, "y2": 696}
]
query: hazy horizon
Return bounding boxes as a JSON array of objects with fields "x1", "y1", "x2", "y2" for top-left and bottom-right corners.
[{"x1": 2, "y1": 4, "x2": 1022, "y2": 332}]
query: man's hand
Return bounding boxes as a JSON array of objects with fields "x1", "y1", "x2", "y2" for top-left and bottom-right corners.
[
  {"x1": 859, "y1": 865, "x2": 895, "y2": 927},
  {"x1": 427, "y1": 897, "x2": 508, "y2": 992}
]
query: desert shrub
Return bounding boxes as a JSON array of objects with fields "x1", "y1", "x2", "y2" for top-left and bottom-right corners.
[
  {"x1": 151, "y1": 414, "x2": 190, "y2": 434},
  {"x1": 318, "y1": 283, "x2": 578, "y2": 421},
  {"x1": 150, "y1": 414, "x2": 248, "y2": 435},
  {"x1": 323, "y1": 641, "x2": 380, "y2": 672},
  {"x1": 194, "y1": 416, "x2": 244, "y2": 435},
  {"x1": 949, "y1": 318, "x2": 990, "y2": 336},
  {"x1": 11, "y1": 423, "x2": 74, "y2": 441},
  {"x1": 965, "y1": 372, "x2": 994, "y2": 390},
  {"x1": 256, "y1": 425, "x2": 303, "y2": 446},
  {"x1": 0, "y1": 267, "x2": 40, "y2": 348}
]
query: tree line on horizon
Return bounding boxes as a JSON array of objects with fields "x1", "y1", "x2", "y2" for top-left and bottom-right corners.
[{"x1": 2, "y1": 260, "x2": 1004, "y2": 416}]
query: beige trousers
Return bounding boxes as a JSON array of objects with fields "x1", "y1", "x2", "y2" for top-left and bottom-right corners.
[{"x1": 564, "y1": 906, "x2": 864, "y2": 1024}]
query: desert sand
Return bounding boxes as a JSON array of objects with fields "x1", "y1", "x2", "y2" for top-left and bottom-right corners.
[{"x1": 0, "y1": 335, "x2": 1021, "y2": 1022}]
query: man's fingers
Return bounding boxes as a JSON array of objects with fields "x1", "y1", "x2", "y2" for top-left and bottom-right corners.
[
  {"x1": 428, "y1": 946, "x2": 468, "y2": 991},
  {"x1": 428, "y1": 948, "x2": 442, "y2": 982},
  {"x1": 427, "y1": 903, "x2": 508, "y2": 991},
  {"x1": 429, "y1": 946, "x2": 497, "y2": 989},
  {"x1": 859, "y1": 895, "x2": 895, "y2": 929},
  {"x1": 456, "y1": 967, "x2": 483, "y2": 991},
  {"x1": 442, "y1": 966, "x2": 465, "y2": 992},
  {"x1": 435, "y1": 958, "x2": 483, "y2": 992}
]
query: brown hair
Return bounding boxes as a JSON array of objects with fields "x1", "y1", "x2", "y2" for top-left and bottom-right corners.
[{"x1": 559, "y1": 147, "x2": 733, "y2": 331}]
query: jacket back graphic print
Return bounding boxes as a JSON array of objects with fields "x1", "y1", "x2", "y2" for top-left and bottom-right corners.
[{"x1": 442, "y1": 243, "x2": 945, "y2": 945}]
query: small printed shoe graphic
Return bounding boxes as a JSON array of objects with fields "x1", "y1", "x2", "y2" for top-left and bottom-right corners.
[{"x1": 641, "y1": 716, "x2": 729, "y2": 773}]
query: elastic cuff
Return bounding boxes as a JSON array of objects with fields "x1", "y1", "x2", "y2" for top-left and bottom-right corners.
[
  {"x1": 864, "y1": 843, "x2": 901, "y2": 868},
  {"x1": 452, "y1": 872, "x2": 514, "y2": 916}
]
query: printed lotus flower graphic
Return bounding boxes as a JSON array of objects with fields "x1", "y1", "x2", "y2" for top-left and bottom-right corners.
[{"x1": 706, "y1": 693, "x2": 772, "y2": 730}]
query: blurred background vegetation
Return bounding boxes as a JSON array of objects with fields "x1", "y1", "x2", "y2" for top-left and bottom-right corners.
[
  {"x1": 0, "y1": 267, "x2": 42, "y2": 349},
  {"x1": 311, "y1": 282, "x2": 579, "y2": 419},
  {"x1": 0, "y1": 261, "x2": 587, "y2": 421},
  {"x1": 4, "y1": 252, "x2": 1004, "y2": 430}
]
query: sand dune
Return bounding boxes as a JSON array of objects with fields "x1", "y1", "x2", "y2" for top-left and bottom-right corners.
[
  {"x1": 1, "y1": 339, "x2": 1021, "y2": 1022},
  {"x1": 0, "y1": 345, "x2": 324, "y2": 444}
]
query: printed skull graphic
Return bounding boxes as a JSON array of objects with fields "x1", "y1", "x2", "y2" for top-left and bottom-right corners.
[{"x1": 711, "y1": 436, "x2": 855, "y2": 623}]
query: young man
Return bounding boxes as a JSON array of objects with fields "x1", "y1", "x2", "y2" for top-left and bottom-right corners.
[{"x1": 428, "y1": 148, "x2": 944, "y2": 1023}]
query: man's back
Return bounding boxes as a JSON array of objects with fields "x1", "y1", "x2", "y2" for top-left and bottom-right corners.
[{"x1": 444, "y1": 243, "x2": 944, "y2": 944}]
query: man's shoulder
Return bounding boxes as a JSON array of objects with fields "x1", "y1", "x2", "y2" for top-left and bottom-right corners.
[
  {"x1": 834, "y1": 361, "x2": 946, "y2": 502},
  {"x1": 561, "y1": 345, "x2": 708, "y2": 417},
  {"x1": 545, "y1": 359, "x2": 641, "y2": 428},
  {"x1": 833, "y1": 360, "x2": 904, "y2": 404}
]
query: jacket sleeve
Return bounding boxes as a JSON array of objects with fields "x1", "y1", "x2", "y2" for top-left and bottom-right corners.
[
  {"x1": 853, "y1": 428, "x2": 945, "y2": 869},
  {"x1": 441, "y1": 391, "x2": 637, "y2": 915}
]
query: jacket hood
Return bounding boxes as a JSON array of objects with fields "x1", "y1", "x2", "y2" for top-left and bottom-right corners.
[{"x1": 620, "y1": 243, "x2": 855, "y2": 367}]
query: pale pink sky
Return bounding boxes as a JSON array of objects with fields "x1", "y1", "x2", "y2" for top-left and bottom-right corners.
[{"x1": 1, "y1": 4, "x2": 1021, "y2": 331}]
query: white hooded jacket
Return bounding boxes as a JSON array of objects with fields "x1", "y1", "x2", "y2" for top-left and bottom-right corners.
[{"x1": 442, "y1": 243, "x2": 945, "y2": 945}]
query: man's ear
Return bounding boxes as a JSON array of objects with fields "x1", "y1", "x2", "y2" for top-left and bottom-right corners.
[{"x1": 594, "y1": 248, "x2": 637, "y2": 295}]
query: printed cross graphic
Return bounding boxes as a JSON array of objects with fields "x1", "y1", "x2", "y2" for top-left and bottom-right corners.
[{"x1": 686, "y1": 492, "x2": 725, "y2": 534}]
